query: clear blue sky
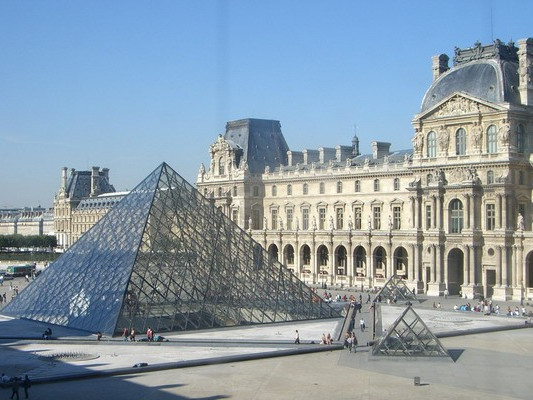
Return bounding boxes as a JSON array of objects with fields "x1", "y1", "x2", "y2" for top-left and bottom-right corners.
[{"x1": 1, "y1": 1, "x2": 532, "y2": 208}]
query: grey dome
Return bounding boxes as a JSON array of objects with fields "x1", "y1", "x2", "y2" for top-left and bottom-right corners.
[{"x1": 421, "y1": 59, "x2": 520, "y2": 112}]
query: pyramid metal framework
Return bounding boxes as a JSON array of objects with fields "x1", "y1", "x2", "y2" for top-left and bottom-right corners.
[
  {"x1": 2, "y1": 163, "x2": 340, "y2": 335},
  {"x1": 375, "y1": 275, "x2": 419, "y2": 303},
  {"x1": 372, "y1": 306, "x2": 449, "y2": 357}
]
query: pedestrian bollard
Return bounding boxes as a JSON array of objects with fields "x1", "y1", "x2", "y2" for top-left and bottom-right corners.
[{"x1": 414, "y1": 377, "x2": 420, "y2": 386}]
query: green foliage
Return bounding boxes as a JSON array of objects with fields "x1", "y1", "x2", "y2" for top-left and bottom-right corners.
[{"x1": 0, "y1": 234, "x2": 57, "y2": 249}]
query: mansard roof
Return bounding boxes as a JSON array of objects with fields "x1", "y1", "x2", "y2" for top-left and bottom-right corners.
[
  {"x1": 65, "y1": 170, "x2": 116, "y2": 200},
  {"x1": 421, "y1": 40, "x2": 521, "y2": 112},
  {"x1": 224, "y1": 118, "x2": 289, "y2": 174}
]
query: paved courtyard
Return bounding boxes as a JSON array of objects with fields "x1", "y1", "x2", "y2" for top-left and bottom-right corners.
[{"x1": 2, "y1": 278, "x2": 533, "y2": 399}]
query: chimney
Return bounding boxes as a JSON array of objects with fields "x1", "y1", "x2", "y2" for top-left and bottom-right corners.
[
  {"x1": 371, "y1": 141, "x2": 391, "y2": 159},
  {"x1": 91, "y1": 166, "x2": 100, "y2": 197},
  {"x1": 432, "y1": 54, "x2": 449, "y2": 81},
  {"x1": 61, "y1": 167, "x2": 68, "y2": 190},
  {"x1": 518, "y1": 38, "x2": 533, "y2": 105},
  {"x1": 102, "y1": 167, "x2": 109, "y2": 182}
]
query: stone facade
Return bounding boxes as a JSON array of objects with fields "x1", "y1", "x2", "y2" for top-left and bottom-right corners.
[
  {"x1": 197, "y1": 39, "x2": 533, "y2": 302},
  {"x1": 54, "y1": 166, "x2": 120, "y2": 248},
  {"x1": 0, "y1": 207, "x2": 54, "y2": 236}
]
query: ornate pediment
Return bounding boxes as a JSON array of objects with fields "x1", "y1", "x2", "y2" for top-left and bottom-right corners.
[{"x1": 418, "y1": 93, "x2": 503, "y2": 121}]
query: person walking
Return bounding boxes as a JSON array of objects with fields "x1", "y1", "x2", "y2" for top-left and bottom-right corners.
[
  {"x1": 21, "y1": 375, "x2": 31, "y2": 399},
  {"x1": 10, "y1": 377, "x2": 20, "y2": 400},
  {"x1": 294, "y1": 330, "x2": 300, "y2": 344},
  {"x1": 360, "y1": 318, "x2": 365, "y2": 332}
]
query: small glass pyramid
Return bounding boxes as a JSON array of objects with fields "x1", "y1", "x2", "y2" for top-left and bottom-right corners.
[
  {"x1": 2, "y1": 163, "x2": 340, "y2": 335},
  {"x1": 375, "y1": 275, "x2": 418, "y2": 303},
  {"x1": 372, "y1": 306, "x2": 449, "y2": 357}
]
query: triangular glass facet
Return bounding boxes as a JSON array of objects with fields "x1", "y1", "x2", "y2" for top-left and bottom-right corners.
[
  {"x1": 2, "y1": 163, "x2": 340, "y2": 335},
  {"x1": 372, "y1": 306, "x2": 449, "y2": 357}
]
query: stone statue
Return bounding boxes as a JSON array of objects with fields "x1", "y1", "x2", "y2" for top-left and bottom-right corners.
[
  {"x1": 264, "y1": 165, "x2": 270, "y2": 174},
  {"x1": 471, "y1": 121, "x2": 482, "y2": 148},
  {"x1": 329, "y1": 216, "x2": 335, "y2": 231},
  {"x1": 499, "y1": 119, "x2": 511, "y2": 145},
  {"x1": 263, "y1": 217, "x2": 267, "y2": 230},
  {"x1": 368, "y1": 215, "x2": 372, "y2": 231},
  {"x1": 248, "y1": 216, "x2": 253, "y2": 230},
  {"x1": 348, "y1": 216, "x2": 353, "y2": 231},
  {"x1": 295, "y1": 217, "x2": 299, "y2": 231},
  {"x1": 412, "y1": 129, "x2": 424, "y2": 153},
  {"x1": 198, "y1": 163, "x2": 205, "y2": 175},
  {"x1": 438, "y1": 125, "x2": 449, "y2": 152},
  {"x1": 312, "y1": 216, "x2": 317, "y2": 231},
  {"x1": 517, "y1": 213, "x2": 525, "y2": 231},
  {"x1": 279, "y1": 217, "x2": 283, "y2": 230},
  {"x1": 388, "y1": 215, "x2": 393, "y2": 231}
]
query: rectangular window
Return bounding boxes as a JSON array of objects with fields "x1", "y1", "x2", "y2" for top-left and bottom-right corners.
[
  {"x1": 486, "y1": 203, "x2": 495, "y2": 231},
  {"x1": 318, "y1": 208, "x2": 326, "y2": 230},
  {"x1": 253, "y1": 186, "x2": 259, "y2": 197},
  {"x1": 426, "y1": 205, "x2": 432, "y2": 229},
  {"x1": 354, "y1": 207, "x2": 362, "y2": 230},
  {"x1": 302, "y1": 208, "x2": 309, "y2": 230},
  {"x1": 252, "y1": 209, "x2": 260, "y2": 229},
  {"x1": 286, "y1": 208, "x2": 293, "y2": 230},
  {"x1": 336, "y1": 208, "x2": 344, "y2": 230},
  {"x1": 393, "y1": 206, "x2": 401, "y2": 230},
  {"x1": 373, "y1": 206, "x2": 381, "y2": 230},
  {"x1": 232, "y1": 209, "x2": 238, "y2": 225},
  {"x1": 271, "y1": 209, "x2": 278, "y2": 230}
]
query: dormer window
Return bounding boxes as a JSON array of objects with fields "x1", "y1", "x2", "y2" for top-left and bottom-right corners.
[{"x1": 218, "y1": 157, "x2": 225, "y2": 175}]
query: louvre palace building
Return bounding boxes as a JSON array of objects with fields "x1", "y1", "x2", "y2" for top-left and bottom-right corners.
[
  {"x1": 196, "y1": 39, "x2": 533, "y2": 302},
  {"x1": 53, "y1": 38, "x2": 533, "y2": 302}
]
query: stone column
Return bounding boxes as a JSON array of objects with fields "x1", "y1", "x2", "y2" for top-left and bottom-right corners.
[
  {"x1": 436, "y1": 245, "x2": 442, "y2": 284},
  {"x1": 431, "y1": 245, "x2": 436, "y2": 283},
  {"x1": 464, "y1": 244, "x2": 470, "y2": 285},
  {"x1": 388, "y1": 243, "x2": 394, "y2": 278},
  {"x1": 496, "y1": 246, "x2": 502, "y2": 287},
  {"x1": 496, "y1": 194, "x2": 502, "y2": 229},
  {"x1": 502, "y1": 195, "x2": 508, "y2": 230},
  {"x1": 501, "y1": 245, "x2": 508, "y2": 287},
  {"x1": 436, "y1": 196, "x2": 442, "y2": 229},
  {"x1": 466, "y1": 194, "x2": 471, "y2": 229},
  {"x1": 518, "y1": 244, "x2": 524, "y2": 290},
  {"x1": 469, "y1": 245, "x2": 475, "y2": 285},
  {"x1": 410, "y1": 197, "x2": 416, "y2": 228}
]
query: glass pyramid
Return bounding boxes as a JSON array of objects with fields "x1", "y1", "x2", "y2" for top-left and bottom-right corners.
[
  {"x1": 2, "y1": 163, "x2": 339, "y2": 335},
  {"x1": 372, "y1": 306, "x2": 449, "y2": 357},
  {"x1": 375, "y1": 275, "x2": 418, "y2": 303}
]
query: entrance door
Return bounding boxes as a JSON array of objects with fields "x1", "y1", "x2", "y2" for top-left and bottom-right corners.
[
  {"x1": 485, "y1": 270, "x2": 496, "y2": 298},
  {"x1": 425, "y1": 266, "x2": 431, "y2": 292}
]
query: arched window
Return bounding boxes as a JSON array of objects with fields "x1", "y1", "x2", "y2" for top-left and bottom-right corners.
[
  {"x1": 354, "y1": 180, "x2": 361, "y2": 192},
  {"x1": 393, "y1": 178, "x2": 400, "y2": 191},
  {"x1": 517, "y1": 124, "x2": 525, "y2": 153},
  {"x1": 487, "y1": 170, "x2": 494, "y2": 184},
  {"x1": 319, "y1": 182, "x2": 325, "y2": 194},
  {"x1": 303, "y1": 183, "x2": 308, "y2": 195},
  {"x1": 218, "y1": 157, "x2": 225, "y2": 175},
  {"x1": 449, "y1": 199, "x2": 464, "y2": 233},
  {"x1": 456, "y1": 128, "x2": 466, "y2": 155},
  {"x1": 337, "y1": 181, "x2": 343, "y2": 194},
  {"x1": 487, "y1": 125, "x2": 498, "y2": 154},
  {"x1": 272, "y1": 185, "x2": 277, "y2": 196},
  {"x1": 427, "y1": 174, "x2": 433, "y2": 185},
  {"x1": 427, "y1": 131, "x2": 437, "y2": 157},
  {"x1": 374, "y1": 179, "x2": 380, "y2": 192},
  {"x1": 287, "y1": 184, "x2": 292, "y2": 196}
]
